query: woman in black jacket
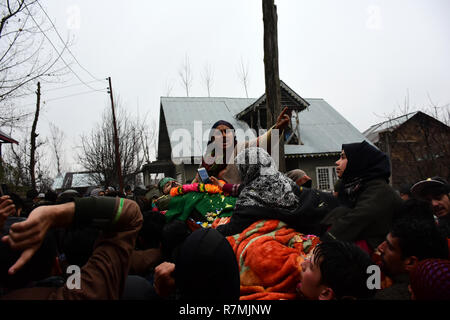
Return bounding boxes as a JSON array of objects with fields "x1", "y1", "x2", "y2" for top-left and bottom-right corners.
[{"x1": 321, "y1": 141, "x2": 403, "y2": 254}]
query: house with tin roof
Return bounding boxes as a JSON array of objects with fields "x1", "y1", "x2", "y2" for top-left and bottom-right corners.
[
  {"x1": 143, "y1": 81, "x2": 370, "y2": 191},
  {"x1": 364, "y1": 111, "x2": 450, "y2": 186},
  {"x1": 52, "y1": 171, "x2": 103, "y2": 195},
  {"x1": 0, "y1": 129, "x2": 19, "y2": 159}
]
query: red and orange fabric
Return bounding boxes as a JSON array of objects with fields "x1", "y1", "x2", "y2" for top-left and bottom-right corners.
[
  {"x1": 226, "y1": 219, "x2": 320, "y2": 300},
  {"x1": 169, "y1": 182, "x2": 224, "y2": 197}
]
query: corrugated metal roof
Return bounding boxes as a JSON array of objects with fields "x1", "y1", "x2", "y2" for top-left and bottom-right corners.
[
  {"x1": 160, "y1": 96, "x2": 369, "y2": 159},
  {"x1": 70, "y1": 173, "x2": 98, "y2": 188},
  {"x1": 51, "y1": 175, "x2": 64, "y2": 190},
  {"x1": 52, "y1": 172, "x2": 101, "y2": 190},
  {"x1": 363, "y1": 111, "x2": 419, "y2": 143},
  {"x1": 285, "y1": 99, "x2": 370, "y2": 155},
  {"x1": 161, "y1": 97, "x2": 257, "y2": 159}
]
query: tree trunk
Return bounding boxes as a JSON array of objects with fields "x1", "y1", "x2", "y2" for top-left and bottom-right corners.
[
  {"x1": 30, "y1": 82, "x2": 40, "y2": 190},
  {"x1": 263, "y1": 0, "x2": 285, "y2": 172}
]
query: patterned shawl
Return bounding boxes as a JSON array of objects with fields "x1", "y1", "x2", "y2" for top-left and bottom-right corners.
[{"x1": 235, "y1": 147, "x2": 299, "y2": 209}]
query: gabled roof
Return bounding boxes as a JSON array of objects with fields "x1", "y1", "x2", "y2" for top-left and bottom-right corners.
[
  {"x1": 284, "y1": 98, "x2": 370, "y2": 157},
  {"x1": 160, "y1": 97, "x2": 256, "y2": 161},
  {"x1": 0, "y1": 129, "x2": 19, "y2": 144},
  {"x1": 236, "y1": 80, "x2": 310, "y2": 120},
  {"x1": 159, "y1": 95, "x2": 368, "y2": 160},
  {"x1": 363, "y1": 111, "x2": 420, "y2": 143}
]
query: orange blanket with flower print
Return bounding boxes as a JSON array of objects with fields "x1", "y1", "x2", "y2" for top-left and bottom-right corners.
[{"x1": 226, "y1": 219, "x2": 320, "y2": 300}]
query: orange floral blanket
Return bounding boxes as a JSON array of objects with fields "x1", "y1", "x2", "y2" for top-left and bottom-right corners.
[{"x1": 226, "y1": 219, "x2": 320, "y2": 300}]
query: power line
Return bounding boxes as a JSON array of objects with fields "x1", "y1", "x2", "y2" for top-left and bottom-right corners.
[
  {"x1": 14, "y1": 79, "x2": 107, "y2": 98},
  {"x1": 43, "y1": 89, "x2": 107, "y2": 103},
  {"x1": 36, "y1": 1, "x2": 104, "y2": 82},
  {"x1": 42, "y1": 79, "x2": 106, "y2": 92},
  {"x1": 23, "y1": 3, "x2": 105, "y2": 92},
  {"x1": 21, "y1": 89, "x2": 107, "y2": 108}
]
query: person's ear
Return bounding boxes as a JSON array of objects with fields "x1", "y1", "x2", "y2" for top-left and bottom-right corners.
[
  {"x1": 404, "y1": 256, "x2": 419, "y2": 272},
  {"x1": 318, "y1": 287, "x2": 335, "y2": 300}
]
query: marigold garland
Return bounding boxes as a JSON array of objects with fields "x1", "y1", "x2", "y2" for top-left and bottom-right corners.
[{"x1": 169, "y1": 182, "x2": 224, "y2": 197}]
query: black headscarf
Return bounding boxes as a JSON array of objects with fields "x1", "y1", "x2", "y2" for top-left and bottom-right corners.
[
  {"x1": 202, "y1": 120, "x2": 238, "y2": 177},
  {"x1": 339, "y1": 141, "x2": 391, "y2": 206},
  {"x1": 174, "y1": 228, "x2": 240, "y2": 301},
  {"x1": 206, "y1": 120, "x2": 236, "y2": 146},
  {"x1": 341, "y1": 141, "x2": 391, "y2": 183}
]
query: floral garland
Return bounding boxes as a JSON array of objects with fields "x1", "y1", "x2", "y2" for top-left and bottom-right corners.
[{"x1": 169, "y1": 182, "x2": 224, "y2": 197}]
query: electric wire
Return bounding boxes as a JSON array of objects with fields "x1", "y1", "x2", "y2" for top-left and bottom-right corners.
[
  {"x1": 23, "y1": 3, "x2": 105, "y2": 92},
  {"x1": 36, "y1": 1, "x2": 104, "y2": 82}
]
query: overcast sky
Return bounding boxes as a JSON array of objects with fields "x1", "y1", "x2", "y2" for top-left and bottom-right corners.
[{"x1": 16, "y1": 0, "x2": 450, "y2": 174}]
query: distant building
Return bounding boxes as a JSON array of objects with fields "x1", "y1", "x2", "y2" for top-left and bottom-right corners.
[
  {"x1": 52, "y1": 171, "x2": 102, "y2": 195},
  {"x1": 143, "y1": 81, "x2": 369, "y2": 191},
  {"x1": 0, "y1": 129, "x2": 19, "y2": 159},
  {"x1": 364, "y1": 111, "x2": 450, "y2": 187}
]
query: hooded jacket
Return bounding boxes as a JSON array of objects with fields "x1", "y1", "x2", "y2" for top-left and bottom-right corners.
[{"x1": 321, "y1": 141, "x2": 403, "y2": 250}]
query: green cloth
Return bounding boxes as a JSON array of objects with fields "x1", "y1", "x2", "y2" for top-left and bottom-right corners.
[
  {"x1": 155, "y1": 194, "x2": 172, "y2": 211},
  {"x1": 165, "y1": 192, "x2": 236, "y2": 222}
]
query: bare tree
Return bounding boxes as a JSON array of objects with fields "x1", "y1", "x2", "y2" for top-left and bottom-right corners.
[
  {"x1": 29, "y1": 81, "x2": 40, "y2": 190},
  {"x1": 78, "y1": 98, "x2": 154, "y2": 187},
  {"x1": 0, "y1": 0, "x2": 69, "y2": 126},
  {"x1": 139, "y1": 117, "x2": 157, "y2": 164},
  {"x1": 1, "y1": 126, "x2": 50, "y2": 192},
  {"x1": 164, "y1": 78, "x2": 174, "y2": 97},
  {"x1": 6, "y1": 133, "x2": 31, "y2": 187},
  {"x1": 135, "y1": 105, "x2": 156, "y2": 164},
  {"x1": 178, "y1": 54, "x2": 193, "y2": 97},
  {"x1": 237, "y1": 56, "x2": 250, "y2": 98},
  {"x1": 49, "y1": 122, "x2": 65, "y2": 177},
  {"x1": 425, "y1": 92, "x2": 450, "y2": 126},
  {"x1": 202, "y1": 62, "x2": 213, "y2": 97}
]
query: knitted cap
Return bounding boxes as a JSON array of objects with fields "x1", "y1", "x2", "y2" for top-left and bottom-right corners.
[
  {"x1": 90, "y1": 188, "x2": 105, "y2": 197},
  {"x1": 158, "y1": 177, "x2": 175, "y2": 193},
  {"x1": 410, "y1": 259, "x2": 450, "y2": 300}
]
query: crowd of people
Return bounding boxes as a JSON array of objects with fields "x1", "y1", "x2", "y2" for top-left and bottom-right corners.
[{"x1": 0, "y1": 108, "x2": 449, "y2": 301}]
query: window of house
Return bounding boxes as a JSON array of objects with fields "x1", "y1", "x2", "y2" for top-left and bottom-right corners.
[{"x1": 316, "y1": 166, "x2": 338, "y2": 191}]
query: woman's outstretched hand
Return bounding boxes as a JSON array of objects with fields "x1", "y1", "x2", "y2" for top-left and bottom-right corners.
[{"x1": 274, "y1": 106, "x2": 292, "y2": 131}]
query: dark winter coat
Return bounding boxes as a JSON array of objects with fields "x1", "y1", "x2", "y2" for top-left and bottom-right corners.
[
  {"x1": 322, "y1": 141, "x2": 402, "y2": 249},
  {"x1": 321, "y1": 178, "x2": 403, "y2": 249},
  {"x1": 321, "y1": 141, "x2": 403, "y2": 250}
]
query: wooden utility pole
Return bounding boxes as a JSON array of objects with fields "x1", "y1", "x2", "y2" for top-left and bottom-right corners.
[
  {"x1": 263, "y1": 0, "x2": 285, "y2": 172},
  {"x1": 108, "y1": 77, "x2": 124, "y2": 194},
  {"x1": 30, "y1": 82, "x2": 40, "y2": 190}
]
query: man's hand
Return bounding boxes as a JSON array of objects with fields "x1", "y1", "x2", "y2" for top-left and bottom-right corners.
[
  {"x1": 274, "y1": 106, "x2": 292, "y2": 131},
  {"x1": 1, "y1": 202, "x2": 74, "y2": 275},
  {"x1": 154, "y1": 262, "x2": 176, "y2": 298},
  {"x1": 0, "y1": 195, "x2": 15, "y2": 230}
]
